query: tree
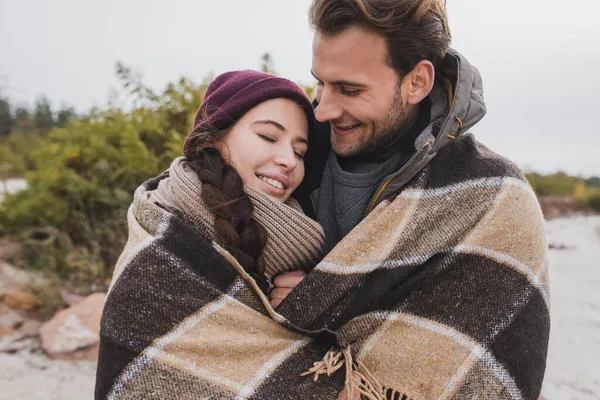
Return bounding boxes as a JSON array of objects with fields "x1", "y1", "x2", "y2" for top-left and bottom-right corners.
[
  {"x1": 56, "y1": 104, "x2": 76, "y2": 128},
  {"x1": 13, "y1": 106, "x2": 34, "y2": 133},
  {"x1": 33, "y1": 96, "x2": 54, "y2": 133},
  {"x1": 0, "y1": 96, "x2": 12, "y2": 136},
  {"x1": 586, "y1": 176, "x2": 600, "y2": 188},
  {"x1": 260, "y1": 52, "x2": 277, "y2": 75},
  {"x1": 14, "y1": 106, "x2": 30, "y2": 122}
]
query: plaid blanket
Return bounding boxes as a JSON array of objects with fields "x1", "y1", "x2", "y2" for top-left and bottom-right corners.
[{"x1": 96, "y1": 134, "x2": 549, "y2": 400}]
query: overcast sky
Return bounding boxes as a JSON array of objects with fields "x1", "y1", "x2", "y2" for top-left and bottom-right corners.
[{"x1": 1, "y1": 0, "x2": 599, "y2": 176}]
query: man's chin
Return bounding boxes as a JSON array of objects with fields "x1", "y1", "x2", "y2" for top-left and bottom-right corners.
[
  {"x1": 330, "y1": 134, "x2": 363, "y2": 158},
  {"x1": 331, "y1": 143, "x2": 361, "y2": 158}
]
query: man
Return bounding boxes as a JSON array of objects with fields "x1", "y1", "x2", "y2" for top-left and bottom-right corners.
[{"x1": 272, "y1": 0, "x2": 550, "y2": 398}]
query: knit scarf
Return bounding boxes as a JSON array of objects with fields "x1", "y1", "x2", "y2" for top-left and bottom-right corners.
[{"x1": 148, "y1": 157, "x2": 324, "y2": 278}]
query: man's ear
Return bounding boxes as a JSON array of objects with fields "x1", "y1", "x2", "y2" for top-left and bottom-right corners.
[{"x1": 402, "y1": 60, "x2": 435, "y2": 105}]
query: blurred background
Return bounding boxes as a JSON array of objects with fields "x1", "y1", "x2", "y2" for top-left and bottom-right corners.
[{"x1": 0, "y1": 1, "x2": 598, "y2": 399}]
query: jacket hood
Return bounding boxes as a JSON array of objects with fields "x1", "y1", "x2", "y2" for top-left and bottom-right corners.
[
  {"x1": 370, "y1": 48, "x2": 487, "y2": 208},
  {"x1": 426, "y1": 48, "x2": 486, "y2": 153}
]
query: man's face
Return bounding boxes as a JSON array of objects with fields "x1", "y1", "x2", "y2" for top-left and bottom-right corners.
[{"x1": 312, "y1": 25, "x2": 412, "y2": 158}]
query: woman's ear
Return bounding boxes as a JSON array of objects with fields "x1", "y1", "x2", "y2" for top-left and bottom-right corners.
[
  {"x1": 214, "y1": 134, "x2": 232, "y2": 164},
  {"x1": 403, "y1": 60, "x2": 435, "y2": 105}
]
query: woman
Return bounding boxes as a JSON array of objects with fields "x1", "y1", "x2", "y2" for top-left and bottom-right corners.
[{"x1": 95, "y1": 70, "x2": 350, "y2": 400}]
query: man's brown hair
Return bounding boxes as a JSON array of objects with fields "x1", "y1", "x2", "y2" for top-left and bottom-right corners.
[{"x1": 310, "y1": 0, "x2": 451, "y2": 77}]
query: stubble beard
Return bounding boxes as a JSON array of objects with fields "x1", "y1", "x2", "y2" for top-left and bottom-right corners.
[{"x1": 334, "y1": 90, "x2": 411, "y2": 159}]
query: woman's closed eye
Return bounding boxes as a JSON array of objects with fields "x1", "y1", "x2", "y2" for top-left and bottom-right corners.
[
  {"x1": 258, "y1": 133, "x2": 276, "y2": 143},
  {"x1": 258, "y1": 132, "x2": 306, "y2": 159}
]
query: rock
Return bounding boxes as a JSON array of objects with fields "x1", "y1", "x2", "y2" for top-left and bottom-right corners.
[
  {"x1": 0, "y1": 237, "x2": 23, "y2": 263},
  {"x1": 60, "y1": 287, "x2": 85, "y2": 307},
  {"x1": 0, "y1": 260, "x2": 50, "y2": 302},
  {"x1": 19, "y1": 319, "x2": 42, "y2": 337},
  {"x1": 0, "y1": 325, "x2": 16, "y2": 337},
  {"x1": 0, "y1": 336, "x2": 40, "y2": 353},
  {"x1": 0, "y1": 317, "x2": 42, "y2": 353},
  {"x1": 0, "y1": 310, "x2": 24, "y2": 337},
  {"x1": 40, "y1": 292, "x2": 105, "y2": 360},
  {"x1": 0, "y1": 261, "x2": 31, "y2": 292},
  {"x1": 0, "y1": 326, "x2": 41, "y2": 354},
  {"x1": 51, "y1": 343, "x2": 100, "y2": 361},
  {"x1": 3, "y1": 289, "x2": 39, "y2": 311},
  {"x1": 548, "y1": 243, "x2": 571, "y2": 250}
]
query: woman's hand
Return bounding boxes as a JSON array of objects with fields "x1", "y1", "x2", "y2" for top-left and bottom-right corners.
[{"x1": 269, "y1": 270, "x2": 307, "y2": 308}]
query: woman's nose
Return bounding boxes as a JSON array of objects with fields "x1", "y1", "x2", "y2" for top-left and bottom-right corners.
[{"x1": 274, "y1": 146, "x2": 297, "y2": 171}]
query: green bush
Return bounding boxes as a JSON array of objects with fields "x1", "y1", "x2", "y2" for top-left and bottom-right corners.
[
  {"x1": 0, "y1": 56, "x2": 321, "y2": 293},
  {"x1": 0, "y1": 132, "x2": 44, "y2": 179},
  {"x1": 585, "y1": 176, "x2": 600, "y2": 188},
  {"x1": 526, "y1": 172, "x2": 600, "y2": 213},
  {"x1": 0, "y1": 70, "x2": 207, "y2": 286},
  {"x1": 585, "y1": 189, "x2": 600, "y2": 212},
  {"x1": 525, "y1": 172, "x2": 581, "y2": 197}
]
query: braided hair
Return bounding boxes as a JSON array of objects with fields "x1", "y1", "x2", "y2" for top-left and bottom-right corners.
[{"x1": 184, "y1": 126, "x2": 268, "y2": 279}]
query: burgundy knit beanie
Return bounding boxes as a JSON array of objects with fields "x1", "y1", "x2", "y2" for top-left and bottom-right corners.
[{"x1": 183, "y1": 70, "x2": 315, "y2": 158}]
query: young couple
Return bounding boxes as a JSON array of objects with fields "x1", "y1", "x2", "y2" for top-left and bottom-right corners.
[{"x1": 96, "y1": 0, "x2": 550, "y2": 399}]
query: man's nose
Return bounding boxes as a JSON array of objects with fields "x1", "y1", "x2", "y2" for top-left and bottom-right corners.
[{"x1": 315, "y1": 88, "x2": 343, "y2": 123}]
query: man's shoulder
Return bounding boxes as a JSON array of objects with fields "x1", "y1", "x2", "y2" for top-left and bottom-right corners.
[{"x1": 426, "y1": 132, "x2": 526, "y2": 189}]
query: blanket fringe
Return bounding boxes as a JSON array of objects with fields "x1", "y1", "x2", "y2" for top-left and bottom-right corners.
[
  {"x1": 300, "y1": 347, "x2": 344, "y2": 381},
  {"x1": 301, "y1": 347, "x2": 386, "y2": 400}
]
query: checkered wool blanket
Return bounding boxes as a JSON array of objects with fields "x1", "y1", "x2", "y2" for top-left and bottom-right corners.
[{"x1": 96, "y1": 134, "x2": 549, "y2": 400}]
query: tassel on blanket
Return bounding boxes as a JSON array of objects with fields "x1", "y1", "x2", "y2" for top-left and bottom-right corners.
[
  {"x1": 301, "y1": 347, "x2": 345, "y2": 381},
  {"x1": 301, "y1": 347, "x2": 386, "y2": 400}
]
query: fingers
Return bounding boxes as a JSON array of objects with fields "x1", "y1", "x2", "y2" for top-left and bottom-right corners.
[
  {"x1": 270, "y1": 287, "x2": 293, "y2": 301},
  {"x1": 270, "y1": 298, "x2": 283, "y2": 308},
  {"x1": 273, "y1": 270, "x2": 307, "y2": 288},
  {"x1": 269, "y1": 287, "x2": 293, "y2": 309},
  {"x1": 268, "y1": 270, "x2": 307, "y2": 309}
]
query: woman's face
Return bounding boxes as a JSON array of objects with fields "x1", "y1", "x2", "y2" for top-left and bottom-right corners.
[{"x1": 219, "y1": 98, "x2": 309, "y2": 202}]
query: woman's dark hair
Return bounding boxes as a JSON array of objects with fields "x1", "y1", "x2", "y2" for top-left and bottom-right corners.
[{"x1": 185, "y1": 122, "x2": 268, "y2": 278}]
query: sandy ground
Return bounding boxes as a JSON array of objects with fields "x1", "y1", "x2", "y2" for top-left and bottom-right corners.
[
  {"x1": 541, "y1": 215, "x2": 600, "y2": 400},
  {"x1": 0, "y1": 215, "x2": 598, "y2": 399},
  {"x1": 0, "y1": 352, "x2": 96, "y2": 400}
]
